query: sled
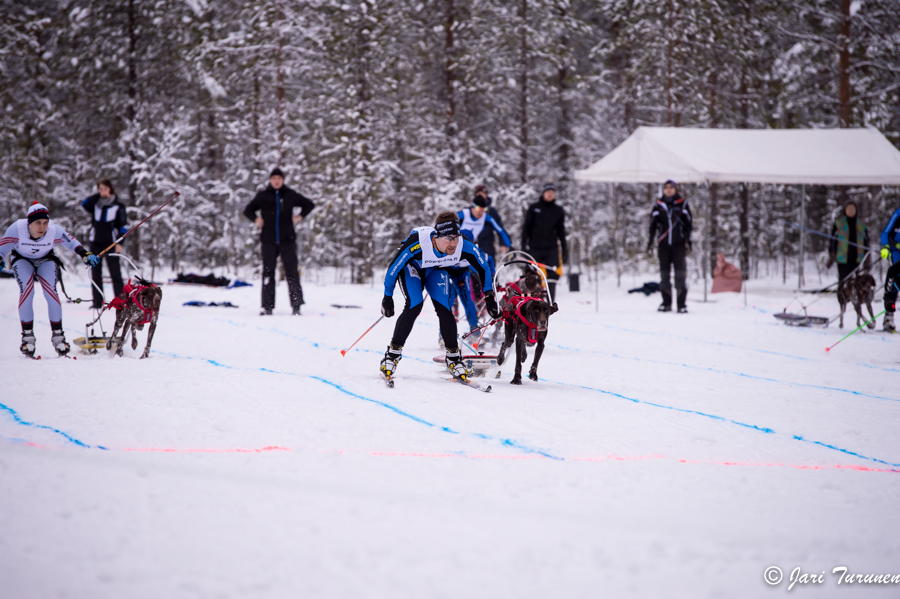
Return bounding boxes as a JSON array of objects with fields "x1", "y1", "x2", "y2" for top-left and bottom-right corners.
[
  {"x1": 72, "y1": 335, "x2": 110, "y2": 354},
  {"x1": 773, "y1": 311, "x2": 830, "y2": 328},
  {"x1": 433, "y1": 354, "x2": 499, "y2": 377}
]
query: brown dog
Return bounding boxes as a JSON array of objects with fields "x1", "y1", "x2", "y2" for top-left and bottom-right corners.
[
  {"x1": 838, "y1": 273, "x2": 877, "y2": 329},
  {"x1": 106, "y1": 278, "x2": 162, "y2": 358},
  {"x1": 496, "y1": 297, "x2": 559, "y2": 384}
]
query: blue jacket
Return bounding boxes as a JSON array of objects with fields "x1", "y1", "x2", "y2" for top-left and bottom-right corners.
[
  {"x1": 457, "y1": 205, "x2": 511, "y2": 258},
  {"x1": 880, "y1": 206, "x2": 900, "y2": 262},
  {"x1": 384, "y1": 229, "x2": 494, "y2": 297}
]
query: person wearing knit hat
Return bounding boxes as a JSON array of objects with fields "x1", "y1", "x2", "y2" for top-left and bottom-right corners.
[
  {"x1": 522, "y1": 179, "x2": 567, "y2": 300},
  {"x1": 243, "y1": 168, "x2": 316, "y2": 315},
  {"x1": 80, "y1": 178, "x2": 128, "y2": 310},
  {"x1": 379, "y1": 211, "x2": 500, "y2": 382},
  {"x1": 0, "y1": 202, "x2": 100, "y2": 356},
  {"x1": 647, "y1": 179, "x2": 692, "y2": 313}
]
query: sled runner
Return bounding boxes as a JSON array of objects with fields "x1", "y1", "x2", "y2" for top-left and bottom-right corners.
[{"x1": 773, "y1": 311, "x2": 830, "y2": 327}]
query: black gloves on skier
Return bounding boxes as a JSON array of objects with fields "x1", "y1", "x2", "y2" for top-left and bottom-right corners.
[
  {"x1": 484, "y1": 291, "x2": 500, "y2": 319},
  {"x1": 381, "y1": 295, "x2": 395, "y2": 318}
]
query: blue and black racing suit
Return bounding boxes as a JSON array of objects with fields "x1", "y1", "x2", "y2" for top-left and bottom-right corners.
[{"x1": 384, "y1": 229, "x2": 494, "y2": 349}]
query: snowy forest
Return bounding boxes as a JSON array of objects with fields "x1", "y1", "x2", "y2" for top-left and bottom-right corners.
[{"x1": 2, "y1": 0, "x2": 899, "y2": 286}]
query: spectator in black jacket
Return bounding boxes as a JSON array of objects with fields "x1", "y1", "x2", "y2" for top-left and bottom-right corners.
[
  {"x1": 647, "y1": 179, "x2": 692, "y2": 313},
  {"x1": 80, "y1": 178, "x2": 127, "y2": 309},
  {"x1": 522, "y1": 180, "x2": 567, "y2": 300},
  {"x1": 243, "y1": 168, "x2": 316, "y2": 315}
]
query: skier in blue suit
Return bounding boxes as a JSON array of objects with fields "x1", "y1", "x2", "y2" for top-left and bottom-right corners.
[
  {"x1": 879, "y1": 205, "x2": 900, "y2": 331},
  {"x1": 380, "y1": 211, "x2": 499, "y2": 380}
]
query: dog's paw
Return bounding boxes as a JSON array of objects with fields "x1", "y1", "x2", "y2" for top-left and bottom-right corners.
[
  {"x1": 529, "y1": 372, "x2": 538, "y2": 382},
  {"x1": 510, "y1": 377, "x2": 522, "y2": 385},
  {"x1": 131, "y1": 338, "x2": 138, "y2": 350}
]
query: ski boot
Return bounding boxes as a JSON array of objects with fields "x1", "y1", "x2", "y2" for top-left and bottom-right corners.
[
  {"x1": 260, "y1": 308, "x2": 273, "y2": 316},
  {"x1": 445, "y1": 347, "x2": 471, "y2": 380},
  {"x1": 380, "y1": 344, "x2": 402, "y2": 378},
  {"x1": 658, "y1": 290, "x2": 672, "y2": 312},
  {"x1": 20, "y1": 330, "x2": 36, "y2": 358},
  {"x1": 676, "y1": 289, "x2": 688, "y2": 313},
  {"x1": 884, "y1": 312, "x2": 895, "y2": 333},
  {"x1": 51, "y1": 330, "x2": 70, "y2": 356}
]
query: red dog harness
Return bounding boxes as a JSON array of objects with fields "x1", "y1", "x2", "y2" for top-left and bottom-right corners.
[
  {"x1": 107, "y1": 279, "x2": 155, "y2": 325},
  {"x1": 502, "y1": 295, "x2": 541, "y2": 345}
]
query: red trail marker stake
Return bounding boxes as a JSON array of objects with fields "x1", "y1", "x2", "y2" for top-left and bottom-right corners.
[{"x1": 341, "y1": 315, "x2": 384, "y2": 356}]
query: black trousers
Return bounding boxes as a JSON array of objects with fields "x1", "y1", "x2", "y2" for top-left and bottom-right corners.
[
  {"x1": 884, "y1": 261, "x2": 900, "y2": 313},
  {"x1": 90, "y1": 242, "x2": 124, "y2": 309},
  {"x1": 658, "y1": 243, "x2": 687, "y2": 308},
  {"x1": 531, "y1": 248, "x2": 560, "y2": 300},
  {"x1": 261, "y1": 241, "x2": 304, "y2": 310}
]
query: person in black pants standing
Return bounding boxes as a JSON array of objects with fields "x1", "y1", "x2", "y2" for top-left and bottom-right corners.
[
  {"x1": 80, "y1": 178, "x2": 127, "y2": 309},
  {"x1": 243, "y1": 168, "x2": 316, "y2": 315},
  {"x1": 522, "y1": 179, "x2": 567, "y2": 300},
  {"x1": 647, "y1": 179, "x2": 692, "y2": 313}
]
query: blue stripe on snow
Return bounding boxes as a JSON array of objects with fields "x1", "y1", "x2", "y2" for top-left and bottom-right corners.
[
  {"x1": 0, "y1": 401, "x2": 100, "y2": 449},
  {"x1": 545, "y1": 379, "x2": 900, "y2": 467},
  {"x1": 551, "y1": 343, "x2": 900, "y2": 403}
]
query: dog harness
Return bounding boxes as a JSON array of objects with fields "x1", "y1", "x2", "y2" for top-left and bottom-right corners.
[
  {"x1": 108, "y1": 278, "x2": 155, "y2": 325},
  {"x1": 502, "y1": 295, "x2": 541, "y2": 345}
]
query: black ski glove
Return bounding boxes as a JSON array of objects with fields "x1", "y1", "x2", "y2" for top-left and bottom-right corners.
[
  {"x1": 484, "y1": 291, "x2": 500, "y2": 319},
  {"x1": 381, "y1": 295, "x2": 395, "y2": 318}
]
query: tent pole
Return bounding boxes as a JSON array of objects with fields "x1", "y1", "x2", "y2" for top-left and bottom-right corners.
[
  {"x1": 703, "y1": 181, "x2": 710, "y2": 302},
  {"x1": 799, "y1": 184, "x2": 806, "y2": 289}
]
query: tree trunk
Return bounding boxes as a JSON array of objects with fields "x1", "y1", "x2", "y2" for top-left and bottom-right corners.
[
  {"x1": 444, "y1": 0, "x2": 457, "y2": 181},
  {"x1": 126, "y1": 0, "x2": 140, "y2": 261},
  {"x1": 839, "y1": 0, "x2": 851, "y2": 128},
  {"x1": 518, "y1": 0, "x2": 528, "y2": 185}
]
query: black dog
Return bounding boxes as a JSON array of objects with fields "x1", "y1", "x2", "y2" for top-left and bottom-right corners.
[{"x1": 496, "y1": 298, "x2": 559, "y2": 384}]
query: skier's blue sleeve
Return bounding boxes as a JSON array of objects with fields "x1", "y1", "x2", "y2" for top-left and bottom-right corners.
[
  {"x1": 881, "y1": 208, "x2": 900, "y2": 247},
  {"x1": 460, "y1": 238, "x2": 493, "y2": 294},
  {"x1": 384, "y1": 231, "x2": 422, "y2": 296},
  {"x1": 457, "y1": 210, "x2": 466, "y2": 225},
  {"x1": 486, "y1": 214, "x2": 512, "y2": 247}
]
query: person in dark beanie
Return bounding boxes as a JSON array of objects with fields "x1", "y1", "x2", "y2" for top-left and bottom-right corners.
[
  {"x1": 80, "y1": 178, "x2": 128, "y2": 310},
  {"x1": 465, "y1": 185, "x2": 511, "y2": 261},
  {"x1": 522, "y1": 179, "x2": 567, "y2": 300},
  {"x1": 243, "y1": 168, "x2": 316, "y2": 315},
  {"x1": 647, "y1": 179, "x2": 692, "y2": 313}
]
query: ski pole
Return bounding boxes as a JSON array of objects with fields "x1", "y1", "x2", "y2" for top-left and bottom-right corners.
[
  {"x1": 96, "y1": 191, "x2": 180, "y2": 258},
  {"x1": 461, "y1": 317, "x2": 501, "y2": 339},
  {"x1": 341, "y1": 315, "x2": 384, "y2": 356},
  {"x1": 825, "y1": 310, "x2": 885, "y2": 353}
]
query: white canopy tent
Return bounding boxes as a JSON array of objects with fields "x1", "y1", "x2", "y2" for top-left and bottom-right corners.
[{"x1": 574, "y1": 126, "x2": 900, "y2": 299}]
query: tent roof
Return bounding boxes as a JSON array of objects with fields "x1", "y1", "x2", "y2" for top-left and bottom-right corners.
[{"x1": 574, "y1": 126, "x2": 900, "y2": 185}]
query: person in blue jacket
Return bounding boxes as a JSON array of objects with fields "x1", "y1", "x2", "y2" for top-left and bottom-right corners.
[
  {"x1": 879, "y1": 205, "x2": 900, "y2": 332},
  {"x1": 457, "y1": 188, "x2": 512, "y2": 265},
  {"x1": 380, "y1": 211, "x2": 500, "y2": 380},
  {"x1": 447, "y1": 230, "x2": 482, "y2": 335}
]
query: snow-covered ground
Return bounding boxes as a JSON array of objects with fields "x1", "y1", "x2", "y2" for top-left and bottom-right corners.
[{"x1": 1, "y1": 268, "x2": 899, "y2": 598}]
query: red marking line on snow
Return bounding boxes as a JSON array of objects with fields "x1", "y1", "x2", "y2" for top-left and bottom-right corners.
[
  {"x1": 121, "y1": 445, "x2": 291, "y2": 454},
  {"x1": 368, "y1": 451, "x2": 900, "y2": 472},
  {"x1": 3, "y1": 438, "x2": 897, "y2": 472}
]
